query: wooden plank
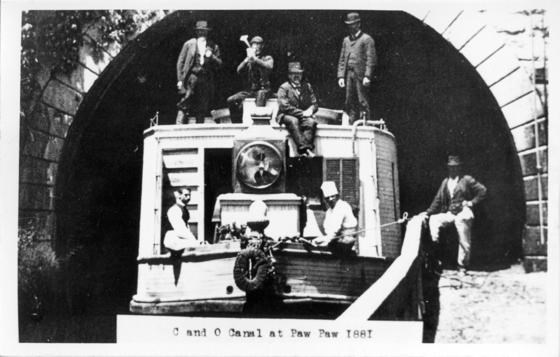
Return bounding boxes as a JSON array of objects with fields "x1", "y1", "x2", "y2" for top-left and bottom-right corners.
[
  {"x1": 162, "y1": 149, "x2": 199, "y2": 169},
  {"x1": 337, "y1": 215, "x2": 422, "y2": 321},
  {"x1": 167, "y1": 171, "x2": 201, "y2": 187}
]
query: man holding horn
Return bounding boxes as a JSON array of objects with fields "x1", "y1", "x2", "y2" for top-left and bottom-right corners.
[{"x1": 227, "y1": 35, "x2": 274, "y2": 123}]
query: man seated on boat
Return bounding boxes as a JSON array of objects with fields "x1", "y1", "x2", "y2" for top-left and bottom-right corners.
[
  {"x1": 313, "y1": 181, "x2": 358, "y2": 249},
  {"x1": 277, "y1": 62, "x2": 319, "y2": 157},
  {"x1": 163, "y1": 186, "x2": 201, "y2": 252},
  {"x1": 420, "y1": 155, "x2": 487, "y2": 275},
  {"x1": 227, "y1": 35, "x2": 274, "y2": 123}
]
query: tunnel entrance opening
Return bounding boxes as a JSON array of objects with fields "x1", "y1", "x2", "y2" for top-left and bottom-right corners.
[{"x1": 55, "y1": 10, "x2": 525, "y2": 315}]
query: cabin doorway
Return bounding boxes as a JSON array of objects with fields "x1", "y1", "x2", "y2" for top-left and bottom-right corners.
[{"x1": 204, "y1": 148, "x2": 233, "y2": 242}]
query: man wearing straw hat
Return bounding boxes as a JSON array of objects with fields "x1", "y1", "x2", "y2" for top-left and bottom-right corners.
[
  {"x1": 277, "y1": 61, "x2": 319, "y2": 157},
  {"x1": 422, "y1": 155, "x2": 487, "y2": 275},
  {"x1": 337, "y1": 12, "x2": 377, "y2": 124},
  {"x1": 313, "y1": 181, "x2": 358, "y2": 248},
  {"x1": 176, "y1": 20, "x2": 222, "y2": 124}
]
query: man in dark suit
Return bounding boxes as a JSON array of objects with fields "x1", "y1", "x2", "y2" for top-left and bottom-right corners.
[
  {"x1": 421, "y1": 155, "x2": 487, "y2": 274},
  {"x1": 276, "y1": 62, "x2": 318, "y2": 157},
  {"x1": 337, "y1": 12, "x2": 377, "y2": 124},
  {"x1": 227, "y1": 36, "x2": 274, "y2": 123},
  {"x1": 176, "y1": 20, "x2": 222, "y2": 124}
]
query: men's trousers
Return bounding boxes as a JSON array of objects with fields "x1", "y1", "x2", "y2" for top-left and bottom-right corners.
[
  {"x1": 227, "y1": 89, "x2": 270, "y2": 123},
  {"x1": 279, "y1": 114, "x2": 317, "y2": 154},
  {"x1": 428, "y1": 207, "x2": 474, "y2": 268},
  {"x1": 345, "y1": 69, "x2": 370, "y2": 124},
  {"x1": 177, "y1": 71, "x2": 214, "y2": 124}
]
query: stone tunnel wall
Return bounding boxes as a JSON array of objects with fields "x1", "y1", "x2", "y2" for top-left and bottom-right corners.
[
  {"x1": 18, "y1": 9, "x2": 549, "y2": 271},
  {"x1": 410, "y1": 9, "x2": 549, "y2": 272}
]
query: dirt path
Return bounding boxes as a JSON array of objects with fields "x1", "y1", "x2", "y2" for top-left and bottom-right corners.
[{"x1": 435, "y1": 264, "x2": 546, "y2": 343}]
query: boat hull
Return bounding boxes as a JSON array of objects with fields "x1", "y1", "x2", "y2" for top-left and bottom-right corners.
[{"x1": 130, "y1": 242, "x2": 392, "y2": 315}]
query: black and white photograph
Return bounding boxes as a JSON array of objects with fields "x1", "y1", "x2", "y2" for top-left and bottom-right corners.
[{"x1": 0, "y1": 2, "x2": 558, "y2": 356}]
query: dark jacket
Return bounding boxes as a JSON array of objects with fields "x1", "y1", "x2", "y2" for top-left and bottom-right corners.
[
  {"x1": 276, "y1": 81, "x2": 318, "y2": 122},
  {"x1": 237, "y1": 54, "x2": 274, "y2": 91},
  {"x1": 176, "y1": 38, "x2": 222, "y2": 83},
  {"x1": 427, "y1": 175, "x2": 487, "y2": 215},
  {"x1": 337, "y1": 32, "x2": 377, "y2": 80}
]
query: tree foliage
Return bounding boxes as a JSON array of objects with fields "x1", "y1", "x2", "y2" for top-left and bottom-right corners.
[{"x1": 21, "y1": 10, "x2": 167, "y2": 104}]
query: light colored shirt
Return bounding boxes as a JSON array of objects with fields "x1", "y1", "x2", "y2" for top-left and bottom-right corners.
[
  {"x1": 167, "y1": 204, "x2": 195, "y2": 240},
  {"x1": 323, "y1": 200, "x2": 358, "y2": 239},
  {"x1": 447, "y1": 177, "x2": 459, "y2": 197},
  {"x1": 197, "y1": 37, "x2": 207, "y2": 66}
]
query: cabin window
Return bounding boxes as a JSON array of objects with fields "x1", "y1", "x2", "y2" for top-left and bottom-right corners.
[{"x1": 324, "y1": 158, "x2": 360, "y2": 210}]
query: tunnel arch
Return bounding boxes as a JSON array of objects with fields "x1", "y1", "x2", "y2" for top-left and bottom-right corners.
[{"x1": 54, "y1": 10, "x2": 527, "y2": 311}]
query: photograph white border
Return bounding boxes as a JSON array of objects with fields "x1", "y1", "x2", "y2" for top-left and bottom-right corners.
[{"x1": 1, "y1": 0, "x2": 558, "y2": 356}]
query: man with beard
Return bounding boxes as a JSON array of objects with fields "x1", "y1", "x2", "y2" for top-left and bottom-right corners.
[
  {"x1": 176, "y1": 20, "x2": 222, "y2": 124},
  {"x1": 276, "y1": 62, "x2": 319, "y2": 157}
]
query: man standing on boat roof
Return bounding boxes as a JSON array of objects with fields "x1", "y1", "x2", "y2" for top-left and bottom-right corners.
[
  {"x1": 163, "y1": 186, "x2": 201, "y2": 252},
  {"x1": 421, "y1": 155, "x2": 487, "y2": 276},
  {"x1": 227, "y1": 35, "x2": 274, "y2": 123},
  {"x1": 313, "y1": 181, "x2": 358, "y2": 249},
  {"x1": 337, "y1": 12, "x2": 377, "y2": 124},
  {"x1": 176, "y1": 20, "x2": 223, "y2": 124},
  {"x1": 276, "y1": 62, "x2": 318, "y2": 157}
]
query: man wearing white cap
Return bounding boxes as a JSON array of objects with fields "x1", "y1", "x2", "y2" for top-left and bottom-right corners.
[
  {"x1": 163, "y1": 187, "x2": 201, "y2": 252},
  {"x1": 314, "y1": 181, "x2": 358, "y2": 247}
]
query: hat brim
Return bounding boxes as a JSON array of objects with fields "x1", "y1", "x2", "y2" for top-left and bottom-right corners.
[
  {"x1": 195, "y1": 26, "x2": 211, "y2": 31},
  {"x1": 447, "y1": 163, "x2": 462, "y2": 166},
  {"x1": 344, "y1": 19, "x2": 361, "y2": 24},
  {"x1": 288, "y1": 70, "x2": 304, "y2": 74}
]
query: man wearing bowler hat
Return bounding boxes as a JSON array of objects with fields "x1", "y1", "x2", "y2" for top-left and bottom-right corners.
[
  {"x1": 337, "y1": 12, "x2": 377, "y2": 124},
  {"x1": 421, "y1": 155, "x2": 487, "y2": 275},
  {"x1": 176, "y1": 20, "x2": 222, "y2": 124},
  {"x1": 276, "y1": 62, "x2": 318, "y2": 157},
  {"x1": 227, "y1": 35, "x2": 274, "y2": 123}
]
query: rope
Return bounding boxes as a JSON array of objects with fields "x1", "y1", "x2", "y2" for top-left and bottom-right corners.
[
  {"x1": 330, "y1": 212, "x2": 410, "y2": 239},
  {"x1": 380, "y1": 212, "x2": 409, "y2": 228}
]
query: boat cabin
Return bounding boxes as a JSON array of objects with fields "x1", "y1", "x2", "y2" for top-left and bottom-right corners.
[{"x1": 131, "y1": 99, "x2": 407, "y2": 314}]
